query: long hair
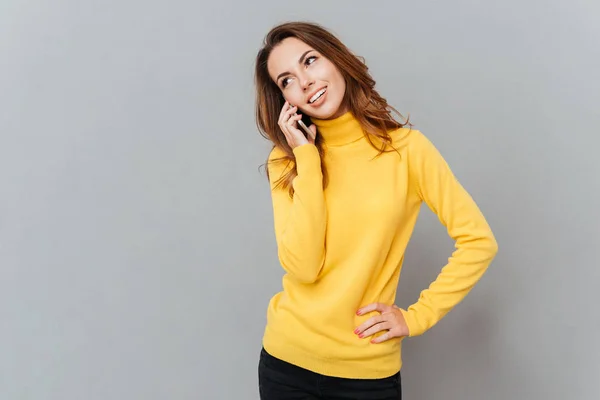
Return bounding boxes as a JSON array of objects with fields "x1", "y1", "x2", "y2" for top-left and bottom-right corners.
[{"x1": 254, "y1": 21, "x2": 411, "y2": 197}]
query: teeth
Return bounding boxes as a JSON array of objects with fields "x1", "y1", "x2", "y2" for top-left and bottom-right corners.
[{"x1": 309, "y1": 88, "x2": 326, "y2": 103}]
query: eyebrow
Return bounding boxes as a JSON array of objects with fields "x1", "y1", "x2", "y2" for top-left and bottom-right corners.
[{"x1": 276, "y1": 50, "x2": 314, "y2": 83}]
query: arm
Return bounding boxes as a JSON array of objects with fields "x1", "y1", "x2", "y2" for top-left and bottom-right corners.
[
  {"x1": 267, "y1": 144, "x2": 327, "y2": 283},
  {"x1": 400, "y1": 130, "x2": 498, "y2": 336}
]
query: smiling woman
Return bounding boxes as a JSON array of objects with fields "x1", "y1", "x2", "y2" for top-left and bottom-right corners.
[{"x1": 253, "y1": 21, "x2": 498, "y2": 400}]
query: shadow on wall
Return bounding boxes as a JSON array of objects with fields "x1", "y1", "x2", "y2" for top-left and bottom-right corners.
[{"x1": 395, "y1": 212, "x2": 531, "y2": 399}]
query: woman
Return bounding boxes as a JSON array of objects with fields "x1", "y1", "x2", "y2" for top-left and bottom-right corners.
[{"x1": 253, "y1": 21, "x2": 498, "y2": 400}]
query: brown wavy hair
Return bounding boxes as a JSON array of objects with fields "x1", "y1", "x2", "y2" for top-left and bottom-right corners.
[{"x1": 254, "y1": 21, "x2": 411, "y2": 197}]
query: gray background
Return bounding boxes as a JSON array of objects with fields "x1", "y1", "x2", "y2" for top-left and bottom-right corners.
[{"x1": 1, "y1": 0, "x2": 598, "y2": 399}]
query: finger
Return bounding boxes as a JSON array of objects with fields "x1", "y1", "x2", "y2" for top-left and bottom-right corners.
[
  {"x1": 280, "y1": 108, "x2": 298, "y2": 131},
  {"x1": 359, "y1": 320, "x2": 393, "y2": 339},
  {"x1": 370, "y1": 331, "x2": 395, "y2": 344},
  {"x1": 285, "y1": 115, "x2": 304, "y2": 137},
  {"x1": 286, "y1": 114, "x2": 303, "y2": 126},
  {"x1": 357, "y1": 302, "x2": 388, "y2": 316},
  {"x1": 278, "y1": 102, "x2": 296, "y2": 124},
  {"x1": 278, "y1": 122, "x2": 294, "y2": 147},
  {"x1": 278, "y1": 115, "x2": 290, "y2": 136},
  {"x1": 284, "y1": 105, "x2": 298, "y2": 120},
  {"x1": 278, "y1": 103, "x2": 294, "y2": 131},
  {"x1": 354, "y1": 314, "x2": 386, "y2": 335},
  {"x1": 278, "y1": 101, "x2": 290, "y2": 121},
  {"x1": 281, "y1": 114, "x2": 308, "y2": 148}
]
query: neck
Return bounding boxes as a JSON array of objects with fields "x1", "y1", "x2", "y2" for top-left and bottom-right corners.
[{"x1": 311, "y1": 111, "x2": 364, "y2": 147}]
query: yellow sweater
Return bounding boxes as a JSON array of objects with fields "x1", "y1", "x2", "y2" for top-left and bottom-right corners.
[{"x1": 262, "y1": 111, "x2": 498, "y2": 379}]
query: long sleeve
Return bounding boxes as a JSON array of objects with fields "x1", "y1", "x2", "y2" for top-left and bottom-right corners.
[
  {"x1": 267, "y1": 144, "x2": 327, "y2": 283},
  {"x1": 400, "y1": 130, "x2": 498, "y2": 336}
]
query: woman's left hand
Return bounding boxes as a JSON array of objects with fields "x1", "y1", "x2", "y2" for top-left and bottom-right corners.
[{"x1": 354, "y1": 303, "x2": 409, "y2": 343}]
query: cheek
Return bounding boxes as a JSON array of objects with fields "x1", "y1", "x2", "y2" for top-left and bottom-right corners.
[
  {"x1": 332, "y1": 71, "x2": 345, "y2": 90},
  {"x1": 322, "y1": 66, "x2": 345, "y2": 93},
  {"x1": 321, "y1": 62, "x2": 341, "y2": 80},
  {"x1": 286, "y1": 91, "x2": 305, "y2": 106}
]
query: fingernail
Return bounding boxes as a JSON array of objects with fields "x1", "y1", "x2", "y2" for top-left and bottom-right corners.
[
  {"x1": 353, "y1": 329, "x2": 358, "y2": 334},
  {"x1": 359, "y1": 333, "x2": 364, "y2": 338},
  {"x1": 356, "y1": 310, "x2": 362, "y2": 315}
]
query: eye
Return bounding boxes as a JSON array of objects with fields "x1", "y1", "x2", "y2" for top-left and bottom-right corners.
[
  {"x1": 280, "y1": 56, "x2": 317, "y2": 89},
  {"x1": 305, "y1": 55, "x2": 317, "y2": 66}
]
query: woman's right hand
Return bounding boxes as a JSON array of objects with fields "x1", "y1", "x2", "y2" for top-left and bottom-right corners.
[{"x1": 278, "y1": 101, "x2": 317, "y2": 149}]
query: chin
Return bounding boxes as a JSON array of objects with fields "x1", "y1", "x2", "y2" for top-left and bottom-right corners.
[{"x1": 311, "y1": 101, "x2": 345, "y2": 120}]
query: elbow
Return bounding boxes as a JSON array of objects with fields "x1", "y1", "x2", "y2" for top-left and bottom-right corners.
[
  {"x1": 491, "y1": 237, "x2": 499, "y2": 256},
  {"x1": 289, "y1": 256, "x2": 324, "y2": 284},
  {"x1": 485, "y1": 232, "x2": 499, "y2": 260},
  {"x1": 283, "y1": 262, "x2": 321, "y2": 284},
  {"x1": 278, "y1": 249, "x2": 324, "y2": 284},
  {"x1": 463, "y1": 230, "x2": 498, "y2": 265},
  {"x1": 293, "y1": 270, "x2": 320, "y2": 284}
]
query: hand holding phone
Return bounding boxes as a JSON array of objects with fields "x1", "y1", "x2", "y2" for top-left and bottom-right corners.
[
  {"x1": 278, "y1": 101, "x2": 317, "y2": 148},
  {"x1": 296, "y1": 117, "x2": 313, "y2": 138}
]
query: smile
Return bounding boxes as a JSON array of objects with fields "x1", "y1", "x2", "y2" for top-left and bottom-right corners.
[{"x1": 308, "y1": 88, "x2": 327, "y2": 104}]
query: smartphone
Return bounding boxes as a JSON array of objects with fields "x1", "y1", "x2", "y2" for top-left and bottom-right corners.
[
  {"x1": 297, "y1": 119, "x2": 312, "y2": 137},
  {"x1": 289, "y1": 104, "x2": 313, "y2": 137}
]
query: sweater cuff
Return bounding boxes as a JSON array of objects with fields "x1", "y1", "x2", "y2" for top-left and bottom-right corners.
[{"x1": 399, "y1": 308, "x2": 423, "y2": 337}]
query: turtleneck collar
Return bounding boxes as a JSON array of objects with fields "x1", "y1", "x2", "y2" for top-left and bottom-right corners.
[{"x1": 311, "y1": 111, "x2": 365, "y2": 147}]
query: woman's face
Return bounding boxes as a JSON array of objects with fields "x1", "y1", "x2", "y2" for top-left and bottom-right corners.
[{"x1": 267, "y1": 37, "x2": 347, "y2": 120}]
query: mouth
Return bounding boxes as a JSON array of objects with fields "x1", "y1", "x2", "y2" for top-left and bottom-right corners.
[{"x1": 307, "y1": 87, "x2": 327, "y2": 105}]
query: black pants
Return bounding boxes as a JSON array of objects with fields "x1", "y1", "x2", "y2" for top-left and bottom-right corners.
[{"x1": 258, "y1": 348, "x2": 401, "y2": 400}]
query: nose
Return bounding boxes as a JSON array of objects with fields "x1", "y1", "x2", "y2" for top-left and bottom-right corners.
[{"x1": 299, "y1": 72, "x2": 314, "y2": 91}]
